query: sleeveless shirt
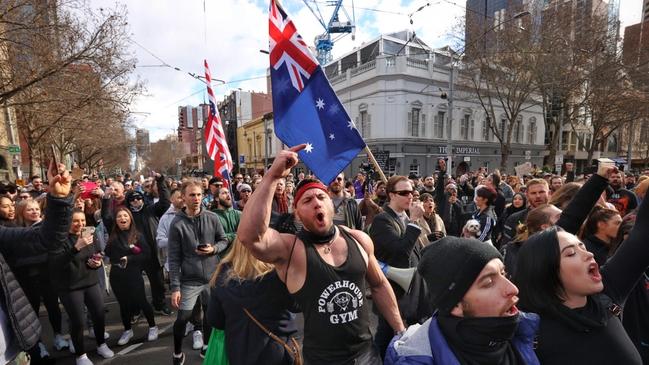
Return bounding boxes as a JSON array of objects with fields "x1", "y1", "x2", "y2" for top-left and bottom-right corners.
[{"x1": 290, "y1": 227, "x2": 372, "y2": 364}]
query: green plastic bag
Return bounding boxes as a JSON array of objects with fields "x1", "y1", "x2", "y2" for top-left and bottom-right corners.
[{"x1": 202, "y1": 328, "x2": 229, "y2": 365}]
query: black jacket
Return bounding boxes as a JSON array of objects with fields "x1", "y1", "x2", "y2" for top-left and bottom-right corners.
[
  {"x1": 208, "y1": 266, "x2": 298, "y2": 365},
  {"x1": 369, "y1": 206, "x2": 421, "y2": 270},
  {"x1": 0, "y1": 252, "x2": 40, "y2": 354},
  {"x1": 49, "y1": 234, "x2": 100, "y2": 292},
  {"x1": 534, "y1": 176, "x2": 648, "y2": 365},
  {"x1": 0, "y1": 194, "x2": 74, "y2": 354},
  {"x1": 105, "y1": 232, "x2": 151, "y2": 279},
  {"x1": 501, "y1": 208, "x2": 529, "y2": 247},
  {"x1": 167, "y1": 208, "x2": 228, "y2": 291}
]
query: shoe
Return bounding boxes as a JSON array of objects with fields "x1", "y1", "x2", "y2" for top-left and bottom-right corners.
[
  {"x1": 96, "y1": 343, "x2": 114, "y2": 359},
  {"x1": 172, "y1": 352, "x2": 185, "y2": 365},
  {"x1": 54, "y1": 334, "x2": 69, "y2": 351},
  {"x1": 38, "y1": 341, "x2": 50, "y2": 358},
  {"x1": 200, "y1": 345, "x2": 207, "y2": 359},
  {"x1": 154, "y1": 306, "x2": 172, "y2": 316},
  {"x1": 184, "y1": 322, "x2": 195, "y2": 337},
  {"x1": 117, "y1": 329, "x2": 133, "y2": 346},
  {"x1": 192, "y1": 330, "x2": 203, "y2": 350},
  {"x1": 87, "y1": 328, "x2": 110, "y2": 340},
  {"x1": 75, "y1": 354, "x2": 93, "y2": 365},
  {"x1": 147, "y1": 326, "x2": 159, "y2": 341},
  {"x1": 68, "y1": 339, "x2": 75, "y2": 354}
]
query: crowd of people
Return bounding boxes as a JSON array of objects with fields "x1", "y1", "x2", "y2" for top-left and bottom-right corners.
[{"x1": 2, "y1": 150, "x2": 649, "y2": 365}]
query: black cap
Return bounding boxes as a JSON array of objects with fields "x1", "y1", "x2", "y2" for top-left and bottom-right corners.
[
  {"x1": 418, "y1": 237, "x2": 502, "y2": 314},
  {"x1": 126, "y1": 191, "x2": 144, "y2": 203}
]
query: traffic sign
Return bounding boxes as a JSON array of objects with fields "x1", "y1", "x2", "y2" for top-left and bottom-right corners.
[{"x1": 8, "y1": 145, "x2": 20, "y2": 154}]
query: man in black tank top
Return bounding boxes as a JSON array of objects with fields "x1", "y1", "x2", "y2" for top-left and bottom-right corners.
[{"x1": 238, "y1": 145, "x2": 405, "y2": 364}]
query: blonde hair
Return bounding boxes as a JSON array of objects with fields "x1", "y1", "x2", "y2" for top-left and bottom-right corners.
[
  {"x1": 16, "y1": 199, "x2": 40, "y2": 227},
  {"x1": 210, "y1": 239, "x2": 274, "y2": 287},
  {"x1": 635, "y1": 178, "x2": 649, "y2": 200}
]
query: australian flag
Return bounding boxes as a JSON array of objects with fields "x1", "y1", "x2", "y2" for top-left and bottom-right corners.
[{"x1": 269, "y1": 0, "x2": 365, "y2": 185}]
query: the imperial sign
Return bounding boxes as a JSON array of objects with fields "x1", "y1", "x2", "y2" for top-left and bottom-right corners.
[{"x1": 438, "y1": 146, "x2": 481, "y2": 155}]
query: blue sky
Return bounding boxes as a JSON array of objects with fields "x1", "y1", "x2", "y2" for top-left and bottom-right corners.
[{"x1": 88, "y1": 0, "x2": 641, "y2": 142}]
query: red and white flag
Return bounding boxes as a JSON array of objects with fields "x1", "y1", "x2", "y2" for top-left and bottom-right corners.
[{"x1": 204, "y1": 60, "x2": 233, "y2": 181}]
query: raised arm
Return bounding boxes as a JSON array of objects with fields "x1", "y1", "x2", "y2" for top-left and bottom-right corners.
[
  {"x1": 237, "y1": 145, "x2": 305, "y2": 264},
  {"x1": 557, "y1": 166, "x2": 613, "y2": 234},
  {"x1": 602, "y1": 190, "x2": 649, "y2": 304},
  {"x1": 151, "y1": 174, "x2": 171, "y2": 218}
]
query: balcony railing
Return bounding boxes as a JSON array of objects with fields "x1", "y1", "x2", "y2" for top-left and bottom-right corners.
[{"x1": 407, "y1": 57, "x2": 428, "y2": 70}]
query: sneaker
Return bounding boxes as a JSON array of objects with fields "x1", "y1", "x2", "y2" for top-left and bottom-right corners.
[
  {"x1": 96, "y1": 343, "x2": 114, "y2": 359},
  {"x1": 184, "y1": 322, "x2": 195, "y2": 337},
  {"x1": 200, "y1": 345, "x2": 207, "y2": 359},
  {"x1": 154, "y1": 305, "x2": 172, "y2": 316},
  {"x1": 117, "y1": 329, "x2": 133, "y2": 346},
  {"x1": 68, "y1": 339, "x2": 75, "y2": 354},
  {"x1": 38, "y1": 341, "x2": 50, "y2": 358},
  {"x1": 75, "y1": 354, "x2": 93, "y2": 365},
  {"x1": 54, "y1": 334, "x2": 69, "y2": 351},
  {"x1": 192, "y1": 330, "x2": 203, "y2": 350},
  {"x1": 172, "y1": 352, "x2": 185, "y2": 365},
  {"x1": 147, "y1": 326, "x2": 159, "y2": 341}
]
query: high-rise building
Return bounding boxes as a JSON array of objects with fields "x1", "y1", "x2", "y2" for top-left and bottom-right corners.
[
  {"x1": 643, "y1": 0, "x2": 649, "y2": 22},
  {"x1": 177, "y1": 104, "x2": 208, "y2": 172},
  {"x1": 464, "y1": 0, "x2": 525, "y2": 56}
]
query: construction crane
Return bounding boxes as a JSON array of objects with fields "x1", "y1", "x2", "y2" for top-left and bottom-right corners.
[{"x1": 302, "y1": 0, "x2": 356, "y2": 65}]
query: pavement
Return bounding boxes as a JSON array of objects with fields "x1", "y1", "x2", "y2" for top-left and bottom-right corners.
[{"x1": 36, "y1": 277, "x2": 378, "y2": 365}]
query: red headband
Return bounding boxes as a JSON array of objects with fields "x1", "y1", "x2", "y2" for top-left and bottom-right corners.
[{"x1": 293, "y1": 181, "x2": 328, "y2": 207}]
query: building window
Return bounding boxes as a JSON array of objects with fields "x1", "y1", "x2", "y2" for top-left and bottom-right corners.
[
  {"x1": 387, "y1": 158, "x2": 397, "y2": 175},
  {"x1": 514, "y1": 117, "x2": 522, "y2": 143},
  {"x1": 528, "y1": 118, "x2": 537, "y2": 144},
  {"x1": 358, "y1": 110, "x2": 371, "y2": 138},
  {"x1": 499, "y1": 117, "x2": 506, "y2": 141},
  {"x1": 409, "y1": 162, "x2": 420, "y2": 176},
  {"x1": 483, "y1": 117, "x2": 491, "y2": 142},
  {"x1": 607, "y1": 135, "x2": 618, "y2": 153},
  {"x1": 434, "y1": 111, "x2": 445, "y2": 138},
  {"x1": 409, "y1": 108, "x2": 420, "y2": 137},
  {"x1": 460, "y1": 115, "x2": 470, "y2": 140},
  {"x1": 469, "y1": 119, "x2": 475, "y2": 140}
]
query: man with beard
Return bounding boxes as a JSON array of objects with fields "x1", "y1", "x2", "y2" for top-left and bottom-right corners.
[
  {"x1": 607, "y1": 170, "x2": 637, "y2": 217},
  {"x1": 28, "y1": 175, "x2": 45, "y2": 199},
  {"x1": 238, "y1": 145, "x2": 404, "y2": 364},
  {"x1": 418, "y1": 175, "x2": 435, "y2": 195},
  {"x1": 211, "y1": 187, "x2": 241, "y2": 245},
  {"x1": 328, "y1": 173, "x2": 362, "y2": 230},
  {"x1": 385, "y1": 237, "x2": 539, "y2": 365},
  {"x1": 549, "y1": 175, "x2": 563, "y2": 195},
  {"x1": 501, "y1": 179, "x2": 550, "y2": 246}
]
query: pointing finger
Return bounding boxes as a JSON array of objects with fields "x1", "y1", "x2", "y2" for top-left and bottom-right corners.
[{"x1": 289, "y1": 144, "x2": 307, "y2": 153}]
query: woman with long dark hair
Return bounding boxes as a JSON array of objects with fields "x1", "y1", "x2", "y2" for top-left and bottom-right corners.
[
  {"x1": 580, "y1": 206, "x2": 622, "y2": 266},
  {"x1": 49, "y1": 208, "x2": 113, "y2": 365},
  {"x1": 514, "y1": 194, "x2": 649, "y2": 364},
  {"x1": 104, "y1": 207, "x2": 158, "y2": 346}
]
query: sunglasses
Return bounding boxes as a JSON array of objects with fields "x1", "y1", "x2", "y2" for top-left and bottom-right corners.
[
  {"x1": 393, "y1": 190, "x2": 414, "y2": 196},
  {"x1": 131, "y1": 197, "x2": 143, "y2": 201}
]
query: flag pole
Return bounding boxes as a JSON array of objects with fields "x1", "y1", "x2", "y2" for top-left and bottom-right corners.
[{"x1": 364, "y1": 146, "x2": 387, "y2": 183}]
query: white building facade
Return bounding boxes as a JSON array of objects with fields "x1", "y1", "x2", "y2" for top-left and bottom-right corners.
[{"x1": 326, "y1": 31, "x2": 546, "y2": 177}]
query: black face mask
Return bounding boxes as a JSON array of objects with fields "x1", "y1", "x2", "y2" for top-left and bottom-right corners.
[{"x1": 438, "y1": 313, "x2": 522, "y2": 365}]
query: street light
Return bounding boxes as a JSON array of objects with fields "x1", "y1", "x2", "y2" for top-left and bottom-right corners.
[{"x1": 445, "y1": 10, "x2": 530, "y2": 173}]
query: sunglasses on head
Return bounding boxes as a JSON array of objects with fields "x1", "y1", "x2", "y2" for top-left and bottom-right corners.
[{"x1": 393, "y1": 190, "x2": 414, "y2": 196}]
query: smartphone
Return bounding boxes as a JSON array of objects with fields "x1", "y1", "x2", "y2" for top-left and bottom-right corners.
[
  {"x1": 118, "y1": 256, "x2": 127, "y2": 269},
  {"x1": 197, "y1": 244, "x2": 209, "y2": 250},
  {"x1": 81, "y1": 226, "x2": 95, "y2": 238},
  {"x1": 50, "y1": 145, "x2": 58, "y2": 170}
]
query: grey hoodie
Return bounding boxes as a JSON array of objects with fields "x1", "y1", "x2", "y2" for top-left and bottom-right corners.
[{"x1": 167, "y1": 207, "x2": 228, "y2": 291}]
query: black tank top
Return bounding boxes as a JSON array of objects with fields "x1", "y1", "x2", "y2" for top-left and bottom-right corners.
[{"x1": 290, "y1": 227, "x2": 372, "y2": 364}]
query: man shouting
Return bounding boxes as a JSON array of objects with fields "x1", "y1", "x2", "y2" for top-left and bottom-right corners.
[{"x1": 238, "y1": 145, "x2": 404, "y2": 364}]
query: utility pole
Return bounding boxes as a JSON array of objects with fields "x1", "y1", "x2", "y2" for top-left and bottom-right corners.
[{"x1": 447, "y1": 62, "x2": 455, "y2": 173}]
